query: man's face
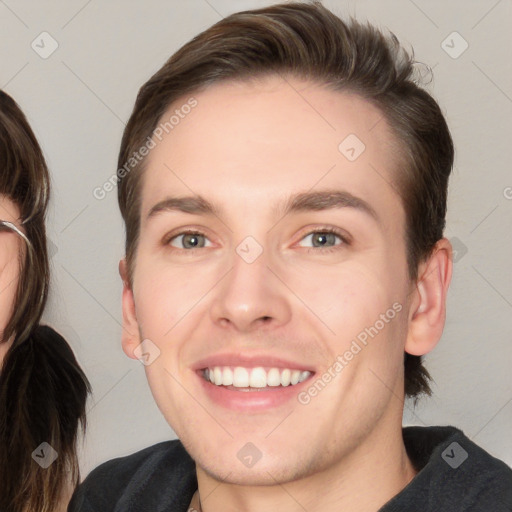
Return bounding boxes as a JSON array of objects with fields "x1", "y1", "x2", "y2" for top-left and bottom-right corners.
[
  {"x1": 0, "y1": 195, "x2": 22, "y2": 362},
  {"x1": 123, "y1": 76, "x2": 416, "y2": 484}
]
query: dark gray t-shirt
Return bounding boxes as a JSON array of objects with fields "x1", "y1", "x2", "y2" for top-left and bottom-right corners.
[{"x1": 68, "y1": 426, "x2": 512, "y2": 511}]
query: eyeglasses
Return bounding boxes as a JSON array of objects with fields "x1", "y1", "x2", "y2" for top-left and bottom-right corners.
[
  {"x1": 0, "y1": 219, "x2": 39, "y2": 347},
  {"x1": 0, "y1": 220, "x2": 32, "y2": 249}
]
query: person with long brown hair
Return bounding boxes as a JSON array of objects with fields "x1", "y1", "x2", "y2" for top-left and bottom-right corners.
[{"x1": 0, "y1": 90, "x2": 91, "y2": 512}]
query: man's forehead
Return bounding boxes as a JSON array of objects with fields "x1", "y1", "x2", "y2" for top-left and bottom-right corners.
[
  {"x1": 146, "y1": 94, "x2": 396, "y2": 175},
  {"x1": 140, "y1": 76, "x2": 402, "y2": 225},
  {"x1": 161, "y1": 75, "x2": 387, "y2": 136}
]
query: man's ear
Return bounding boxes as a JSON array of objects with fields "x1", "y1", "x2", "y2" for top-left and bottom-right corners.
[
  {"x1": 119, "y1": 258, "x2": 141, "y2": 359},
  {"x1": 405, "y1": 238, "x2": 453, "y2": 356}
]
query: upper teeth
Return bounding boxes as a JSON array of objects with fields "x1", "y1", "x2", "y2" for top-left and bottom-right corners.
[{"x1": 204, "y1": 366, "x2": 311, "y2": 388}]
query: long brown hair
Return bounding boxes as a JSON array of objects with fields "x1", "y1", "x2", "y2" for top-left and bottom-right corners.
[
  {"x1": 116, "y1": 1, "x2": 453, "y2": 399},
  {"x1": 0, "y1": 90, "x2": 91, "y2": 512}
]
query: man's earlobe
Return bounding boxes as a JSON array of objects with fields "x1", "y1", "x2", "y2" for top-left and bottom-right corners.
[
  {"x1": 405, "y1": 238, "x2": 453, "y2": 356},
  {"x1": 119, "y1": 258, "x2": 141, "y2": 359}
]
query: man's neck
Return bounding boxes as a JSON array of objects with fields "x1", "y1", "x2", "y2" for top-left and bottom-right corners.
[{"x1": 193, "y1": 419, "x2": 417, "y2": 512}]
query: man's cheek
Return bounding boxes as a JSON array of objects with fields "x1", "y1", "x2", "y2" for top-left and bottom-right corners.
[
  {"x1": 136, "y1": 282, "x2": 190, "y2": 332},
  {"x1": 145, "y1": 363, "x2": 199, "y2": 427},
  {"x1": 322, "y1": 283, "x2": 386, "y2": 335},
  {"x1": 144, "y1": 359, "x2": 179, "y2": 398}
]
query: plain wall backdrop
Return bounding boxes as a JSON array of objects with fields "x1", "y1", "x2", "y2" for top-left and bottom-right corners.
[{"x1": 1, "y1": 0, "x2": 511, "y2": 475}]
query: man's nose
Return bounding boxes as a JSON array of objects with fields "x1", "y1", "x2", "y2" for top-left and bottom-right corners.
[{"x1": 208, "y1": 241, "x2": 292, "y2": 333}]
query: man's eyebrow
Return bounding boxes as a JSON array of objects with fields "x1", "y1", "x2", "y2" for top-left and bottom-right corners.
[
  {"x1": 281, "y1": 189, "x2": 379, "y2": 222},
  {"x1": 147, "y1": 196, "x2": 219, "y2": 219},
  {"x1": 147, "y1": 189, "x2": 379, "y2": 223}
]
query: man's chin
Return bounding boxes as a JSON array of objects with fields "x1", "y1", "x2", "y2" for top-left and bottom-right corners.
[{"x1": 196, "y1": 458, "x2": 310, "y2": 487}]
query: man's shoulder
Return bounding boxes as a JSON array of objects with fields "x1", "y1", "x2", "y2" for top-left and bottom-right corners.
[
  {"x1": 79, "y1": 439, "x2": 191, "y2": 486},
  {"x1": 388, "y1": 425, "x2": 512, "y2": 511},
  {"x1": 68, "y1": 439, "x2": 197, "y2": 512},
  {"x1": 404, "y1": 424, "x2": 512, "y2": 476}
]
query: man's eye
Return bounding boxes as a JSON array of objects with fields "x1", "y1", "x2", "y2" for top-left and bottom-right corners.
[
  {"x1": 165, "y1": 229, "x2": 347, "y2": 252},
  {"x1": 297, "y1": 229, "x2": 347, "y2": 250},
  {"x1": 168, "y1": 232, "x2": 211, "y2": 249}
]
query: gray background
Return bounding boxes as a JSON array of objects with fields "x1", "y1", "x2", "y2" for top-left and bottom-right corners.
[{"x1": 0, "y1": 0, "x2": 511, "y2": 475}]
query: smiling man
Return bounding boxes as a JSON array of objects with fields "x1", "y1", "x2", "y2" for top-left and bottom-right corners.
[{"x1": 69, "y1": 2, "x2": 512, "y2": 511}]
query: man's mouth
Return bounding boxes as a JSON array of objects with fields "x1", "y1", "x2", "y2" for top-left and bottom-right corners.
[{"x1": 201, "y1": 366, "x2": 313, "y2": 390}]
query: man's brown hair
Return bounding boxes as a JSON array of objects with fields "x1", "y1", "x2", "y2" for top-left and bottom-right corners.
[{"x1": 117, "y1": 1, "x2": 454, "y2": 398}]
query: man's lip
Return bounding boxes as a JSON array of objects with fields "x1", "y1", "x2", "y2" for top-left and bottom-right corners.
[{"x1": 191, "y1": 353, "x2": 316, "y2": 372}]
